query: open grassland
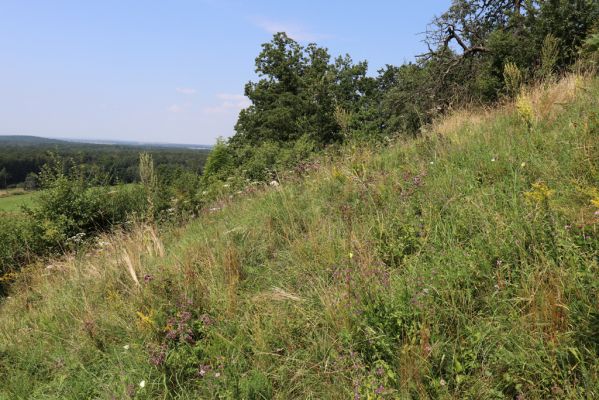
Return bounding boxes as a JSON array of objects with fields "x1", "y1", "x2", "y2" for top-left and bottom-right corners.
[
  {"x1": 0, "y1": 189, "x2": 38, "y2": 212},
  {"x1": 0, "y1": 76, "x2": 597, "y2": 399}
]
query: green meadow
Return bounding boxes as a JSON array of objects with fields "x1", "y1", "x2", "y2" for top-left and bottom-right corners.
[{"x1": 0, "y1": 190, "x2": 38, "y2": 213}]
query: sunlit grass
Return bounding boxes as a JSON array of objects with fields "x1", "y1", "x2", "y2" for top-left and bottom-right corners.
[
  {"x1": 0, "y1": 75, "x2": 598, "y2": 399},
  {"x1": 0, "y1": 189, "x2": 38, "y2": 212}
]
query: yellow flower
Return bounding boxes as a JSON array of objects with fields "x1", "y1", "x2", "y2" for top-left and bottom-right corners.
[
  {"x1": 136, "y1": 310, "x2": 156, "y2": 329},
  {"x1": 516, "y1": 93, "x2": 534, "y2": 132},
  {"x1": 524, "y1": 182, "x2": 554, "y2": 203}
]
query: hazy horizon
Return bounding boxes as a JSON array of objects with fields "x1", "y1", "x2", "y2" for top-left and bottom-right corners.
[{"x1": 1, "y1": 1, "x2": 449, "y2": 145}]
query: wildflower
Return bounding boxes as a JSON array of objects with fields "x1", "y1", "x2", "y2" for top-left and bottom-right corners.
[
  {"x1": 198, "y1": 364, "x2": 211, "y2": 377},
  {"x1": 375, "y1": 385, "x2": 384, "y2": 394},
  {"x1": 516, "y1": 92, "x2": 534, "y2": 131},
  {"x1": 430, "y1": 161, "x2": 434, "y2": 165},
  {"x1": 214, "y1": 372, "x2": 221, "y2": 378},
  {"x1": 440, "y1": 378, "x2": 446, "y2": 386},
  {"x1": 143, "y1": 274, "x2": 154, "y2": 283},
  {"x1": 524, "y1": 182, "x2": 554, "y2": 203},
  {"x1": 136, "y1": 310, "x2": 156, "y2": 330},
  {"x1": 491, "y1": 158, "x2": 496, "y2": 162},
  {"x1": 223, "y1": 184, "x2": 230, "y2": 188},
  {"x1": 123, "y1": 344, "x2": 130, "y2": 350},
  {"x1": 348, "y1": 252, "x2": 354, "y2": 260},
  {"x1": 139, "y1": 380, "x2": 146, "y2": 388},
  {"x1": 200, "y1": 314, "x2": 213, "y2": 326},
  {"x1": 520, "y1": 162, "x2": 526, "y2": 168}
]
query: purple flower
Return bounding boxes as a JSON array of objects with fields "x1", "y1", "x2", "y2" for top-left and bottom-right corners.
[
  {"x1": 375, "y1": 385, "x2": 384, "y2": 394},
  {"x1": 200, "y1": 314, "x2": 213, "y2": 326},
  {"x1": 148, "y1": 344, "x2": 167, "y2": 366},
  {"x1": 179, "y1": 311, "x2": 192, "y2": 322}
]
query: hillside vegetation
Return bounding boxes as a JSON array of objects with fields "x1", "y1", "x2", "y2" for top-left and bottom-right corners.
[{"x1": 0, "y1": 75, "x2": 597, "y2": 399}]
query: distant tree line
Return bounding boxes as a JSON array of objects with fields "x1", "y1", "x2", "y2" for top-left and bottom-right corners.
[
  {"x1": 0, "y1": 140, "x2": 210, "y2": 189},
  {"x1": 201, "y1": 0, "x2": 599, "y2": 186}
]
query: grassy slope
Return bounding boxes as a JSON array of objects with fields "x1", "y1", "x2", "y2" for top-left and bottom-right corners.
[
  {"x1": 0, "y1": 190, "x2": 38, "y2": 212},
  {"x1": 0, "y1": 76, "x2": 597, "y2": 399}
]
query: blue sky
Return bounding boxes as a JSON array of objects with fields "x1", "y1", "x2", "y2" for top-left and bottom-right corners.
[{"x1": 0, "y1": 1, "x2": 450, "y2": 145}]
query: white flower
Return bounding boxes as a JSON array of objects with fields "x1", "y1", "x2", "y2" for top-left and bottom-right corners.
[
  {"x1": 123, "y1": 344, "x2": 130, "y2": 350},
  {"x1": 491, "y1": 158, "x2": 496, "y2": 162},
  {"x1": 139, "y1": 380, "x2": 146, "y2": 388},
  {"x1": 214, "y1": 372, "x2": 221, "y2": 378},
  {"x1": 520, "y1": 162, "x2": 526, "y2": 168},
  {"x1": 440, "y1": 378, "x2": 446, "y2": 386},
  {"x1": 430, "y1": 161, "x2": 434, "y2": 165}
]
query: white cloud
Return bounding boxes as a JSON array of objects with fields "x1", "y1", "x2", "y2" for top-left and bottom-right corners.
[
  {"x1": 250, "y1": 16, "x2": 331, "y2": 42},
  {"x1": 203, "y1": 93, "x2": 251, "y2": 114},
  {"x1": 176, "y1": 87, "x2": 197, "y2": 95},
  {"x1": 167, "y1": 104, "x2": 184, "y2": 113}
]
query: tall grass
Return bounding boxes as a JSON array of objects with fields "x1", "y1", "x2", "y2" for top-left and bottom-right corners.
[{"x1": 0, "y1": 75, "x2": 597, "y2": 399}]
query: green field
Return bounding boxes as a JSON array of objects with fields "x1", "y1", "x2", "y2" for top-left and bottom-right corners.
[{"x1": 0, "y1": 190, "x2": 38, "y2": 212}]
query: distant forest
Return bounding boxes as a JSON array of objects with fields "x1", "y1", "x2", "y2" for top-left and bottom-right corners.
[{"x1": 0, "y1": 136, "x2": 211, "y2": 188}]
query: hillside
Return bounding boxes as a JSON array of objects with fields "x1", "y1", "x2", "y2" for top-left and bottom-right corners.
[
  {"x1": 0, "y1": 76, "x2": 597, "y2": 399},
  {"x1": 0, "y1": 135, "x2": 67, "y2": 146}
]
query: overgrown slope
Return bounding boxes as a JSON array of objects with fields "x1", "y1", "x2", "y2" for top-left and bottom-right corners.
[{"x1": 0, "y1": 76, "x2": 598, "y2": 399}]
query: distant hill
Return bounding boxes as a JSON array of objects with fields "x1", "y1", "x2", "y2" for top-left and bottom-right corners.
[
  {"x1": 0, "y1": 135, "x2": 68, "y2": 146},
  {"x1": 0, "y1": 135, "x2": 212, "y2": 186},
  {"x1": 0, "y1": 135, "x2": 212, "y2": 149}
]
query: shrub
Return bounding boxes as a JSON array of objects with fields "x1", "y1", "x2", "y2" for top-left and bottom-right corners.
[{"x1": 503, "y1": 62, "x2": 523, "y2": 98}]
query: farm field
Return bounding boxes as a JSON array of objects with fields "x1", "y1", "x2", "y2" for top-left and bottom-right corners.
[{"x1": 0, "y1": 189, "x2": 38, "y2": 212}]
